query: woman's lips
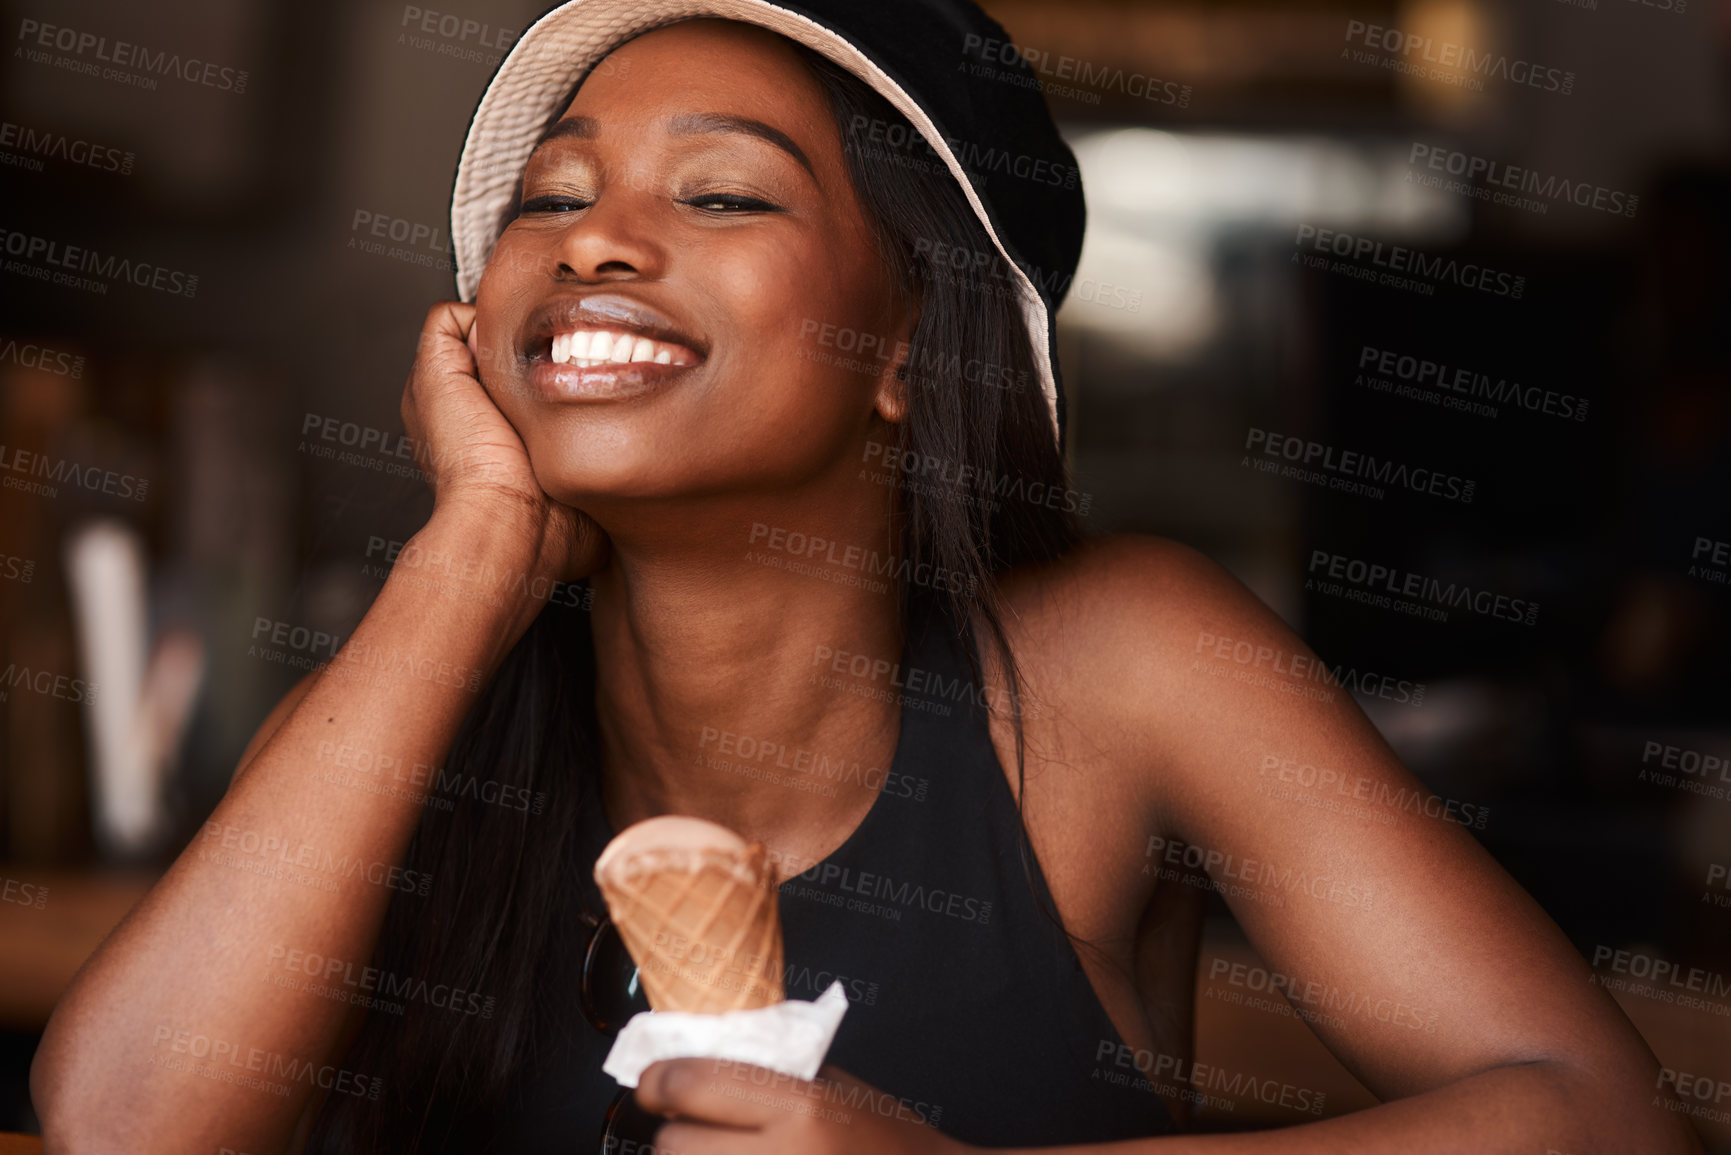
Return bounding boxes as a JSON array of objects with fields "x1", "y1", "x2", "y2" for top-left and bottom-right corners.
[
  {"x1": 529, "y1": 357, "x2": 701, "y2": 400},
  {"x1": 519, "y1": 296, "x2": 708, "y2": 401}
]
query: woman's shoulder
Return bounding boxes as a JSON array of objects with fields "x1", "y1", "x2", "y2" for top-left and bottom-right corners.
[
  {"x1": 985, "y1": 531, "x2": 1287, "y2": 700},
  {"x1": 972, "y1": 531, "x2": 1318, "y2": 807}
]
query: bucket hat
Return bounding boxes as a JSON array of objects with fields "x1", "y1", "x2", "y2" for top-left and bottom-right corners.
[{"x1": 450, "y1": 0, "x2": 1086, "y2": 446}]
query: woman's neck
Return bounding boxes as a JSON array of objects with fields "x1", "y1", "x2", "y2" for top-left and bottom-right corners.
[{"x1": 583, "y1": 527, "x2": 907, "y2": 882}]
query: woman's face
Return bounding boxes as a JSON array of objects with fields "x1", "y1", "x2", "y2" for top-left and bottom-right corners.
[{"x1": 472, "y1": 19, "x2": 910, "y2": 513}]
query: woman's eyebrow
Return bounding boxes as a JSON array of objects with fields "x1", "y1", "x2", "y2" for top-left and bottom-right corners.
[
  {"x1": 526, "y1": 111, "x2": 816, "y2": 181},
  {"x1": 664, "y1": 112, "x2": 816, "y2": 180},
  {"x1": 532, "y1": 114, "x2": 599, "y2": 152}
]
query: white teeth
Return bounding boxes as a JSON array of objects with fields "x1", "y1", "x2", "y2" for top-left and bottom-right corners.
[{"x1": 549, "y1": 328, "x2": 693, "y2": 368}]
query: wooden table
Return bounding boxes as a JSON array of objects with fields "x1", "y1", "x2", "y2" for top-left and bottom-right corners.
[{"x1": 0, "y1": 867, "x2": 157, "y2": 1030}]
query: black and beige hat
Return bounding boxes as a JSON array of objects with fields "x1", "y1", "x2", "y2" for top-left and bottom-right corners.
[{"x1": 450, "y1": 0, "x2": 1087, "y2": 446}]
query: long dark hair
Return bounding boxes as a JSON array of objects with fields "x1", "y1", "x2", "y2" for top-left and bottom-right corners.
[{"x1": 309, "y1": 37, "x2": 1083, "y2": 1152}]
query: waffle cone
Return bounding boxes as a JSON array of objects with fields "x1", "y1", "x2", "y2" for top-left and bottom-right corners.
[{"x1": 594, "y1": 815, "x2": 785, "y2": 1014}]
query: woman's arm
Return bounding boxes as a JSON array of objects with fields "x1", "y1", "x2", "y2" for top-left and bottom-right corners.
[
  {"x1": 29, "y1": 303, "x2": 600, "y2": 1155},
  {"x1": 1005, "y1": 534, "x2": 1704, "y2": 1155},
  {"x1": 29, "y1": 505, "x2": 547, "y2": 1155}
]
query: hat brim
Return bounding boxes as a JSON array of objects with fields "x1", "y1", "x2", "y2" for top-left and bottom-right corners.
[{"x1": 450, "y1": 0, "x2": 1060, "y2": 443}]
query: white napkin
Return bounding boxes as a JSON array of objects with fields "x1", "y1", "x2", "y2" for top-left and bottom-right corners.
[{"x1": 602, "y1": 980, "x2": 850, "y2": 1088}]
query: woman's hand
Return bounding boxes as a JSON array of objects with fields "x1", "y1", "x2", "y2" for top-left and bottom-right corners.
[
  {"x1": 636, "y1": 1060, "x2": 968, "y2": 1155},
  {"x1": 399, "y1": 300, "x2": 608, "y2": 583}
]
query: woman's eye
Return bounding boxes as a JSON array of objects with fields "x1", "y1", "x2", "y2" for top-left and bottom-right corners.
[
  {"x1": 518, "y1": 194, "x2": 590, "y2": 215},
  {"x1": 681, "y1": 194, "x2": 781, "y2": 213}
]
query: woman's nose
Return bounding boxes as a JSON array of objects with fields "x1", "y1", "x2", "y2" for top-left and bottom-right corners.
[{"x1": 549, "y1": 178, "x2": 666, "y2": 283}]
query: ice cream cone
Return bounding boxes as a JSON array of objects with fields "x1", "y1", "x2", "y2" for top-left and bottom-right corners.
[{"x1": 594, "y1": 815, "x2": 785, "y2": 1014}]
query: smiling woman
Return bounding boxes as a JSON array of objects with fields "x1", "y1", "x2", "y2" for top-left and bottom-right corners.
[{"x1": 25, "y1": 3, "x2": 1710, "y2": 1155}]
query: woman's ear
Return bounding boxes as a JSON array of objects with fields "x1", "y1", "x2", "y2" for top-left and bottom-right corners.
[
  {"x1": 872, "y1": 302, "x2": 920, "y2": 424},
  {"x1": 873, "y1": 363, "x2": 909, "y2": 424}
]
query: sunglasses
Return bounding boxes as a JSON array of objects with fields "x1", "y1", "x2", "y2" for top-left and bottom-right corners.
[{"x1": 578, "y1": 907, "x2": 663, "y2": 1152}]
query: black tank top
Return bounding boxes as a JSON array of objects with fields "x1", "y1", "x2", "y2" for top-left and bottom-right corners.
[{"x1": 484, "y1": 597, "x2": 1178, "y2": 1149}]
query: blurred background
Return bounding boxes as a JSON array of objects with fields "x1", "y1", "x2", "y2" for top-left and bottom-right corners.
[{"x1": 1, "y1": 0, "x2": 1729, "y2": 1146}]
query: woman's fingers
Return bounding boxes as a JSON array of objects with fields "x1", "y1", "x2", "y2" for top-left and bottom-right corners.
[
  {"x1": 636, "y1": 1058, "x2": 801, "y2": 1129},
  {"x1": 416, "y1": 300, "x2": 478, "y2": 384},
  {"x1": 655, "y1": 1120, "x2": 754, "y2": 1155}
]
